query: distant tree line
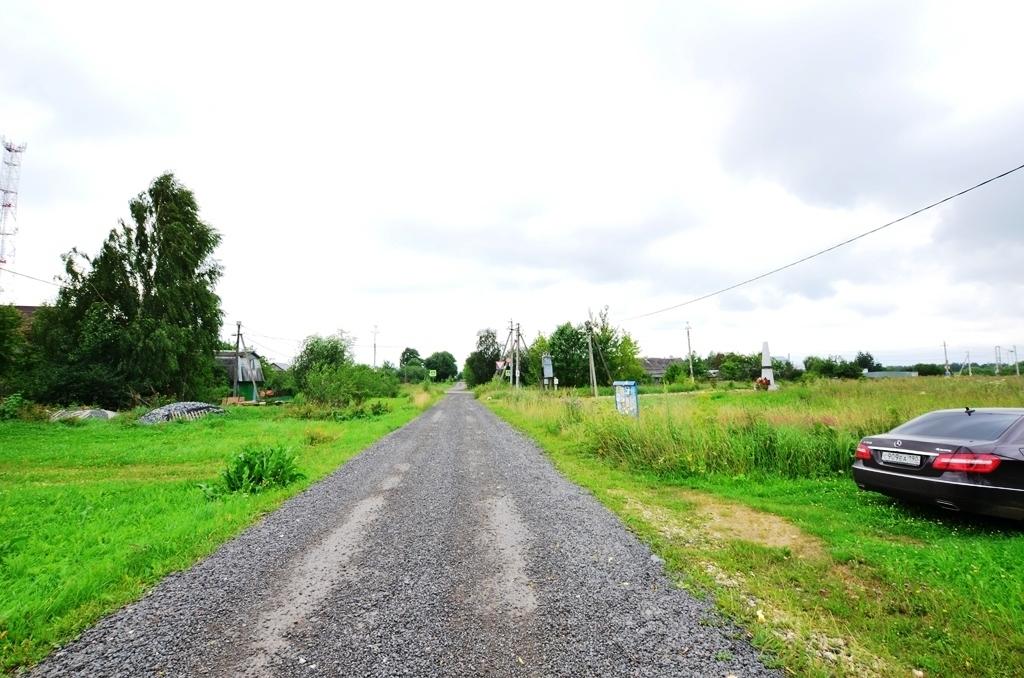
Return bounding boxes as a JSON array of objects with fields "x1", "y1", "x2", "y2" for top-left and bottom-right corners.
[
  {"x1": 462, "y1": 308, "x2": 646, "y2": 388},
  {"x1": 393, "y1": 347, "x2": 458, "y2": 383}
]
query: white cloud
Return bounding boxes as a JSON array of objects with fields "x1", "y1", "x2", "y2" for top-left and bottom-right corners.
[{"x1": 1, "y1": 0, "x2": 1022, "y2": 369}]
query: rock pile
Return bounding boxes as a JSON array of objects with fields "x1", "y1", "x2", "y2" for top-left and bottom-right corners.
[{"x1": 139, "y1": 402, "x2": 225, "y2": 425}]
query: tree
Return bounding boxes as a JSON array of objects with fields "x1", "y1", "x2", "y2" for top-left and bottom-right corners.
[
  {"x1": 20, "y1": 173, "x2": 223, "y2": 407},
  {"x1": 525, "y1": 333, "x2": 550, "y2": 386},
  {"x1": 463, "y1": 329, "x2": 501, "y2": 387},
  {"x1": 709, "y1": 352, "x2": 760, "y2": 382},
  {"x1": 855, "y1": 351, "x2": 882, "y2": 372},
  {"x1": 548, "y1": 322, "x2": 589, "y2": 388},
  {"x1": 260, "y1": 357, "x2": 295, "y2": 396},
  {"x1": 586, "y1": 308, "x2": 646, "y2": 386},
  {"x1": 396, "y1": 363, "x2": 428, "y2": 383},
  {"x1": 663, "y1": 361, "x2": 685, "y2": 385},
  {"x1": 803, "y1": 355, "x2": 862, "y2": 379},
  {"x1": 424, "y1": 351, "x2": 458, "y2": 381},
  {"x1": 292, "y1": 331, "x2": 354, "y2": 392},
  {"x1": 911, "y1": 363, "x2": 945, "y2": 377},
  {"x1": 0, "y1": 305, "x2": 26, "y2": 392},
  {"x1": 399, "y1": 347, "x2": 421, "y2": 367}
]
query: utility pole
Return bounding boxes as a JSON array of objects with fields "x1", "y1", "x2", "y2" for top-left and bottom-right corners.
[
  {"x1": 685, "y1": 322, "x2": 695, "y2": 384},
  {"x1": 1013, "y1": 345, "x2": 1020, "y2": 376},
  {"x1": 967, "y1": 351, "x2": 972, "y2": 376},
  {"x1": 372, "y1": 325, "x2": 379, "y2": 368},
  {"x1": 995, "y1": 346, "x2": 1001, "y2": 375},
  {"x1": 508, "y1": 319, "x2": 515, "y2": 386},
  {"x1": 514, "y1": 323, "x2": 521, "y2": 388},
  {"x1": 942, "y1": 341, "x2": 951, "y2": 377},
  {"x1": 232, "y1": 321, "x2": 241, "y2": 398},
  {"x1": 586, "y1": 322, "x2": 598, "y2": 397}
]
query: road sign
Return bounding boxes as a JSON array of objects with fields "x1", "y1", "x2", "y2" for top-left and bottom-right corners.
[{"x1": 428, "y1": 370, "x2": 437, "y2": 377}]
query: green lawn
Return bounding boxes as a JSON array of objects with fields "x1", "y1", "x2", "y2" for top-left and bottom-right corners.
[
  {"x1": 0, "y1": 392, "x2": 439, "y2": 673},
  {"x1": 487, "y1": 378, "x2": 1024, "y2": 677}
]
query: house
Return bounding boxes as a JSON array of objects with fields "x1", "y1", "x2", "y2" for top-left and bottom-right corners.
[
  {"x1": 214, "y1": 349, "x2": 265, "y2": 401},
  {"x1": 641, "y1": 357, "x2": 688, "y2": 383},
  {"x1": 14, "y1": 305, "x2": 39, "y2": 321}
]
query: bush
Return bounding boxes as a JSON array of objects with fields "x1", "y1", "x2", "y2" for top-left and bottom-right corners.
[
  {"x1": 303, "y1": 363, "x2": 399, "y2": 407},
  {"x1": 203, "y1": 444, "x2": 306, "y2": 497},
  {"x1": 0, "y1": 392, "x2": 24, "y2": 421}
]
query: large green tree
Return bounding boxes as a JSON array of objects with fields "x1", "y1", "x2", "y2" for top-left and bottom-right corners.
[
  {"x1": 588, "y1": 307, "x2": 645, "y2": 385},
  {"x1": 424, "y1": 351, "x2": 458, "y2": 381},
  {"x1": 0, "y1": 304, "x2": 26, "y2": 393},
  {"x1": 548, "y1": 322, "x2": 589, "y2": 387},
  {"x1": 292, "y1": 331, "x2": 354, "y2": 392},
  {"x1": 463, "y1": 329, "x2": 501, "y2": 387},
  {"x1": 21, "y1": 173, "x2": 223, "y2": 407}
]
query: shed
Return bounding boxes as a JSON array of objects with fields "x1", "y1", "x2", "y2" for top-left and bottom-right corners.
[
  {"x1": 641, "y1": 357, "x2": 687, "y2": 383},
  {"x1": 214, "y1": 349, "x2": 266, "y2": 401}
]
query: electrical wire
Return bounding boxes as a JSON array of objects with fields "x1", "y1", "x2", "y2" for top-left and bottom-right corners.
[
  {"x1": 0, "y1": 265, "x2": 62, "y2": 287},
  {"x1": 621, "y1": 161, "x2": 1024, "y2": 322},
  {"x1": 241, "y1": 325, "x2": 303, "y2": 345}
]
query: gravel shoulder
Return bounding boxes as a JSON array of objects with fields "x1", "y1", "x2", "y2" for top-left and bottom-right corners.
[{"x1": 29, "y1": 392, "x2": 779, "y2": 677}]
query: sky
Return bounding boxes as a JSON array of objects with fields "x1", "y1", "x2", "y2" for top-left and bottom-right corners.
[{"x1": 1, "y1": 1, "x2": 1022, "y2": 371}]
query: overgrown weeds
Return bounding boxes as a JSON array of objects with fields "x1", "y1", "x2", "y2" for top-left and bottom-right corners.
[
  {"x1": 200, "y1": 444, "x2": 305, "y2": 498},
  {"x1": 486, "y1": 376, "x2": 1024, "y2": 677},
  {"x1": 494, "y1": 376, "x2": 1024, "y2": 480}
]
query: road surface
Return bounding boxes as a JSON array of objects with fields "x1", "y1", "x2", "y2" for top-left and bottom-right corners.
[{"x1": 31, "y1": 389, "x2": 778, "y2": 677}]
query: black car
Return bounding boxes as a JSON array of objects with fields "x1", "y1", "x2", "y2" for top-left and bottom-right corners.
[{"x1": 852, "y1": 408, "x2": 1024, "y2": 520}]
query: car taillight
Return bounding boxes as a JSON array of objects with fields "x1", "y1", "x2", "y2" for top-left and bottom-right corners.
[
  {"x1": 932, "y1": 453, "x2": 1001, "y2": 474},
  {"x1": 855, "y1": 443, "x2": 872, "y2": 460}
]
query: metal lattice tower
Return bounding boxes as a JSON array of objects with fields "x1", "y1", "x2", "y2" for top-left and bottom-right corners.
[{"x1": 1, "y1": 137, "x2": 28, "y2": 299}]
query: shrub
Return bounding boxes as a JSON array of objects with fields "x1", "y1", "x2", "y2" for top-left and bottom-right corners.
[
  {"x1": 0, "y1": 392, "x2": 26, "y2": 421},
  {"x1": 203, "y1": 444, "x2": 305, "y2": 498}
]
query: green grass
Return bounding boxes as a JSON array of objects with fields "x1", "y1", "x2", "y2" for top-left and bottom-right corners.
[
  {"x1": 486, "y1": 377, "x2": 1024, "y2": 677},
  {"x1": 0, "y1": 389, "x2": 441, "y2": 673}
]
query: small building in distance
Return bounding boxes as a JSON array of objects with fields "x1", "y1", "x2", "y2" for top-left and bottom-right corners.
[
  {"x1": 214, "y1": 349, "x2": 265, "y2": 401},
  {"x1": 641, "y1": 357, "x2": 688, "y2": 383}
]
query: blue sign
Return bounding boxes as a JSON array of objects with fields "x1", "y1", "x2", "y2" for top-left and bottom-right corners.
[{"x1": 612, "y1": 381, "x2": 639, "y2": 418}]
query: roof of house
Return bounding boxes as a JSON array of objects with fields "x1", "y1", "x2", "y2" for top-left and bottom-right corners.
[
  {"x1": 214, "y1": 349, "x2": 265, "y2": 383},
  {"x1": 641, "y1": 357, "x2": 687, "y2": 379},
  {"x1": 14, "y1": 305, "x2": 39, "y2": 321}
]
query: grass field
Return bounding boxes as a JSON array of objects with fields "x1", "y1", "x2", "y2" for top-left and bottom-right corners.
[
  {"x1": 0, "y1": 387, "x2": 443, "y2": 673},
  {"x1": 486, "y1": 377, "x2": 1024, "y2": 677}
]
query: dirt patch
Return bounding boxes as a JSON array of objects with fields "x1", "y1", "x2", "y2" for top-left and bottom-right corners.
[
  {"x1": 615, "y1": 487, "x2": 826, "y2": 561},
  {"x1": 695, "y1": 495, "x2": 827, "y2": 561}
]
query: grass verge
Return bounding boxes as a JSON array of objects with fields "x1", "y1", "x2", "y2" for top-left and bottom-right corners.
[
  {"x1": 0, "y1": 387, "x2": 442, "y2": 673},
  {"x1": 486, "y1": 378, "x2": 1024, "y2": 677}
]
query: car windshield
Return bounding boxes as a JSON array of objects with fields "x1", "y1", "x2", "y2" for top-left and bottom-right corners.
[{"x1": 890, "y1": 411, "x2": 1022, "y2": 441}]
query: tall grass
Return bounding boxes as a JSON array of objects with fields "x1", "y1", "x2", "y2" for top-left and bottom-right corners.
[
  {"x1": 494, "y1": 376, "x2": 1024, "y2": 479},
  {"x1": 0, "y1": 388, "x2": 445, "y2": 673},
  {"x1": 487, "y1": 377, "x2": 1024, "y2": 676}
]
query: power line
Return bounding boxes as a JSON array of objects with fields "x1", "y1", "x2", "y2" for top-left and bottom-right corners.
[
  {"x1": 621, "y1": 161, "x2": 1024, "y2": 322},
  {"x1": 241, "y1": 325, "x2": 303, "y2": 345},
  {"x1": 0, "y1": 265, "x2": 62, "y2": 288}
]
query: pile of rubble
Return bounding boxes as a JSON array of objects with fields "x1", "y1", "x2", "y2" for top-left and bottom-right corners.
[{"x1": 139, "y1": 402, "x2": 226, "y2": 424}]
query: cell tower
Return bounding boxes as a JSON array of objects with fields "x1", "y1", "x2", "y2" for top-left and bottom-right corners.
[{"x1": 0, "y1": 136, "x2": 28, "y2": 300}]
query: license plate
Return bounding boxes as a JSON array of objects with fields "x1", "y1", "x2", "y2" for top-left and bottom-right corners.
[{"x1": 881, "y1": 451, "x2": 921, "y2": 466}]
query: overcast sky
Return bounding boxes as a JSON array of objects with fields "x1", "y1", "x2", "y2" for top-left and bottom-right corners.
[{"x1": 2, "y1": 1, "x2": 1022, "y2": 370}]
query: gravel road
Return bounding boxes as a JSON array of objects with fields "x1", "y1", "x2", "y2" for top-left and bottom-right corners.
[{"x1": 30, "y1": 390, "x2": 780, "y2": 677}]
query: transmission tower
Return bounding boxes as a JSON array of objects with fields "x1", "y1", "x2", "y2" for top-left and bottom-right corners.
[{"x1": 0, "y1": 136, "x2": 28, "y2": 300}]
